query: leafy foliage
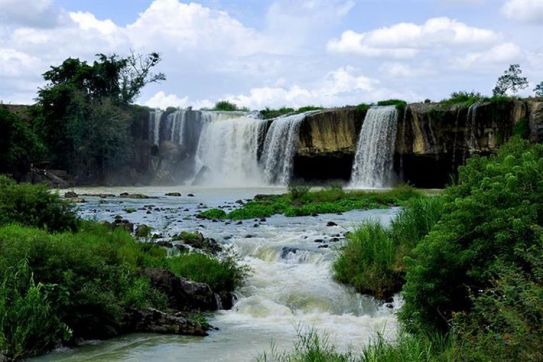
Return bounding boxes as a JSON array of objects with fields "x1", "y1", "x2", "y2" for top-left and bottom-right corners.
[
  {"x1": 439, "y1": 91, "x2": 482, "y2": 108},
  {"x1": 259, "y1": 106, "x2": 323, "y2": 119},
  {"x1": 492, "y1": 64, "x2": 528, "y2": 96},
  {"x1": 35, "y1": 53, "x2": 164, "y2": 179},
  {"x1": 198, "y1": 186, "x2": 422, "y2": 220},
  {"x1": 0, "y1": 108, "x2": 44, "y2": 179},
  {"x1": 534, "y1": 81, "x2": 543, "y2": 97},
  {"x1": 333, "y1": 197, "x2": 444, "y2": 299},
  {"x1": 213, "y1": 100, "x2": 246, "y2": 111},
  {"x1": 401, "y1": 138, "x2": 543, "y2": 333},
  {"x1": 377, "y1": 99, "x2": 407, "y2": 110},
  {"x1": 0, "y1": 176, "x2": 78, "y2": 232}
]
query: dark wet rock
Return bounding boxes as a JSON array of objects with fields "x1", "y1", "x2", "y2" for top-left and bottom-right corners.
[
  {"x1": 386, "y1": 304, "x2": 394, "y2": 309},
  {"x1": 245, "y1": 234, "x2": 254, "y2": 239},
  {"x1": 187, "y1": 193, "x2": 195, "y2": 197},
  {"x1": 253, "y1": 224, "x2": 259, "y2": 228},
  {"x1": 260, "y1": 218, "x2": 267, "y2": 222},
  {"x1": 156, "y1": 240, "x2": 173, "y2": 248},
  {"x1": 165, "y1": 192, "x2": 182, "y2": 197},
  {"x1": 235, "y1": 200, "x2": 243, "y2": 204},
  {"x1": 135, "y1": 224, "x2": 152, "y2": 238},
  {"x1": 224, "y1": 235, "x2": 232, "y2": 240},
  {"x1": 311, "y1": 213, "x2": 318, "y2": 217},
  {"x1": 64, "y1": 191, "x2": 78, "y2": 198},
  {"x1": 318, "y1": 244, "x2": 329, "y2": 249},
  {"x1": 331, "y1": 237, "x2": 340, "y2": 242},
  {"x1": 119, "y1": 192, "x2": 153, "y2": 199},
  {"x1": 173, "y1": 231, "x2": 222, "y2": 254},
  {"x1": 146, "y1": 210, "x2": 152, "y2": 214},
  {"x1": 122, "y1": 308, "x2": 208, "y2": 336},
  {"x1": 144, "y1": 268, "x2": 218, "y2": 311},
  {"x1": 174, "y1": 244, "x2": 189, "y2": 252},
  {"x1": 314, "y1": 239, "x2": 325, "y2": 243},
  {"x1": 326, "y1": 221, "x2": 337, "y2": 227},
  {"x1": 281, "y1": 247, "x2": 299, "y2": 258},
  {"x1": 236, "y1": 221, "x2": 243, "y2": 225}
]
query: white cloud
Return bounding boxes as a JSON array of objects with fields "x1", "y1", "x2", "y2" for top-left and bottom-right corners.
[
  {"x1": 145, "y1": 91, "x2": 213, "y2": 110},
  {"x1": 502, "y1": 0, "x2": 543, "y2": 23},
  {"x1": 455, "y1": 42, "x2": 523, "y2": 69},
  {"x1": 0, "y1": 0, "x2": 62, "y2": 27},
  {"x1": 327, "y1": 17, "x2": 498, "y2": 58}
]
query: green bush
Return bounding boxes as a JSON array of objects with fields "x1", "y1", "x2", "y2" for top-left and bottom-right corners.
[
  {"x1": 166, "y1": 254, "x2": 247, "y2": 292},
  {"x1": 401, "y1": 138, "x2": 543, "y2": 333},
  {"x1": 439, "y1": 91, "x2": 482, "y2": 108},
  {"x1": 197, "y1": 208, "x2": 227, "y2": 220},
  {"x1": 0, "y1": 176, "x2": 78, "y2": 232},
  {"x1": 333, "y1": 222, "x2": 399, "y2": 299},
  {"x1": 333, "y1": 196, "x2": 443, "y2": 299},
  {"x1": 0, "y1": 261, "x2": 70, "y2": 360},
  {"x1": 377, "y1": 99, "x2": 407, "y2": 110}
]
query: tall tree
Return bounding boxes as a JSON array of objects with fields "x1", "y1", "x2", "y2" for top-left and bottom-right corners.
[
  {"x1": 535, "y1": 82, "x2": 543, "y2": 97},
  {"x1": 36, "y1": 52, "x2": 165, "y2": 180},
  {"x1": 492, "y1": 64, "x2": 529, "y2": 96}
]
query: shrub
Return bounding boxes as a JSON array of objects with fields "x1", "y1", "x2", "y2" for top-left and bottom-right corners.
[
  {"x1": 0, "y1": 176, "x2": 78, "y2": 232},
  {"x1": 513, "y1": 117, "x2": 530, "y2": 139},
  {"x1": 166, "y1": 254, "x2": 247, "y2": 292},
  {"x1": 197, "y1": 208, "x2": 227, "y2": 220},
  {"x1": 333, "y1": 222, "x2": 399, "y2": 299},
  {"x1": 401, "y1": 138, "x2": 543, "y2": 333},
  {"x1": 333, "y1": 196, "x2": 444, "y2": 299},
  {"x1": 377, "y1": 99, "x2": 407, "y2": 110},
  {"x1": 0, "y1": 261, "x2": 70, "y2": 360},
  {"x1": 440, "y1": 91, "x2": 482, "y2": 108}
]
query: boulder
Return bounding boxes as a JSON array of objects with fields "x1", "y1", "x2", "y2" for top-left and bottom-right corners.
[
  {"x1": 166, "y1": 192, "x2": 182, "y2": 197},
  {"x1": 143, "y1": 268, "x2": 218, "y2": 311},
  {"x1": 123, "y1": 308, "x2": 208, "y2": 336},
  {"x1": 64, "y1": 191, "x2": 78, "y2": 198}
]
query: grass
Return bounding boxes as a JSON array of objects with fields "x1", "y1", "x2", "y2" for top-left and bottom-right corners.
[
  {"x1": 439, "y1": 91, "x2": 483, "y2": 108},
  {"x1": 333, "y1": 196, "x2": 444, "y2": 299},
  {"x1": 258, "y1": 328, "x2": 457, "y2": 362},
  {"x1": 198, "y1": 186, "x2": 423, "y2": 221},
  {"x1": 377, "y1": 99, "x2": 407, "y2": 110}
]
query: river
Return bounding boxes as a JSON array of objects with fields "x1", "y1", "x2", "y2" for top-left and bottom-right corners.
[{"x1": 35, "y1": 186, "x2": 400, "y2": 361}]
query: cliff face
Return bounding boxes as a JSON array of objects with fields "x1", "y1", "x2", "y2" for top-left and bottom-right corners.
[
  {"x1": 292, "y1": 99, "x2": 543, "y2": 187},
  {"x1": 293, "y1": 107, "x2": 365, "y2": 181}
]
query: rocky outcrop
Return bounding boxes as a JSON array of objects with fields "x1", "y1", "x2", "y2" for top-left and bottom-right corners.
[
  {"x1": 143, "y1": 268, "x2": 231, "y2": 311},
  {"x1": 122, "y1": 308, "x2": 208, "y2": 336},
  {"x1": 294, "y1": 107, "x2": 366, "y2": 181}
]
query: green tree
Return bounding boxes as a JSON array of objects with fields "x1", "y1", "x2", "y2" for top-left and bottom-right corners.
[
  {"x1": 492, "y1": 64, "x2": 529, "y2": 96},
  {"x1": 36, "y1": 53, "x2": 165, "y2": 179},
  {"x1": 535, "y1": 81, "x2": 543, "y2": 97},
  {"x1": 213, "y1": 100, "x2": 240, "y2": 111},
  {"x1": 0, "y1": 108, "x2": 44, "y2": 180}
]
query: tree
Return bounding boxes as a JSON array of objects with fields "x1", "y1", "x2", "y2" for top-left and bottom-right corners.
[
  {"x1": 492, "y1": 64, "x2": 529, "y2": 96},
  {"x1": 36, "y1": 52, "x2": 165, "y2": 179},
  {"x1": 535, "y1": 82, "x2": 543, "y2": 97},
  {"x1": 0, "y1": 108, "x2": 44, "y2": 179},
  {"x1": 213, "y1": 100, "x2": 240, "y2": 111}
]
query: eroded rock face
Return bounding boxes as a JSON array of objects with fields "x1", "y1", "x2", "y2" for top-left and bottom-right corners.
[
  {"x1": 293, "y1": 107, "x2": 366, "y2": 181},
  {"x1": 143, "y1": 268, "x2": 220, "y2": 312},
  {"x1": 123, "y1": 308, "x2": 208, "y2": 336}
]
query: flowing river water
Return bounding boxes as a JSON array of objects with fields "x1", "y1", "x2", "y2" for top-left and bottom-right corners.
[{"x1": 36, "y1": 187, "x2": 400, "y2": 361}]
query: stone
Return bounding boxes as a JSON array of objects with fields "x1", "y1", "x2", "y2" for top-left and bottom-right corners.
[
  {"x1": 326, "y1": 221, "x2": 337, "y2": 227},
  {"x1": 165, "y1": 192, "x2": 182, "y2": 197},
  {"x1": 122, "y1": 308, "x2": 208, "y2": 336},
  {"x1": 64, "y1": 191, "x2": 78, "y2": 198}
]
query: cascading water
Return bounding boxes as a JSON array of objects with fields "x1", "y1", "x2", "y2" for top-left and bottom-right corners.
[
  {"x1": 260, "y1": 112, "x2": 315, "y2": 185},
  {"x1": 149, "y1": 110, "x2": 163, "y2": 145},
  {"x1": 195, "y1": 115, "x2": 268, "y2": 186},
  {"x1": 350, "y1": 106, "x2": 398, "y2": 188}
]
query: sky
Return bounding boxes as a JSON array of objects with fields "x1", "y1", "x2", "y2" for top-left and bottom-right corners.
[{"x1": 0, "y1": 0, "x2": 542, "y2": 109}]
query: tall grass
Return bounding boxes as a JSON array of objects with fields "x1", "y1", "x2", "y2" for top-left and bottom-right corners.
[
  {"x1": 258, "y1": 329, "x2": 457, "y2": 362},
  {"x1": 333, "y1": 196, "x2": 444, "y2": 299}
]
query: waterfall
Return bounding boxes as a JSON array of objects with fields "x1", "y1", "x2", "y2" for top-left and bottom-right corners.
[
  {"x1": 149, "y1": 110, "x2": 163, "y2": 145},
  {"x1": 166, "y1": 110, "x2": 188, "y2": 144},
  {"x1": 350, "y1": 106, "x2": 398, "y2": 188},
  {"x1": 466, "y1": 104, "x2": 478, "y2": 156},
  {"x1": 195, "y1": 114, "x2": 268, "y2": 186},
  {"x1": 260, "y1": 112, "x2": 314, "y2": 185}
]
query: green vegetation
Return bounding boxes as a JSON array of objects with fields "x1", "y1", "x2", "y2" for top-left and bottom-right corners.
[
  {"x1": 376, "y1": 99, "x2": 407, "y2": 111},
  {"x1": 492, "y1": 64, "x2": 528, "y2": 96},
  {"x1": 198, "y1": 185, "x2": 422, "y2": 220},
  {"x1": 166, "y1": 254, "x2": 247, "y2": 292},
  {"x1": 198, "y1": 209, "x2": 227, "y2": 220},
  {"x1": 212, "y1": 100, "x2": 247, "y2": 112},
  {"x1": 327, "y1": 137, "x2": 543, "y2": 361},
  {"x1": 0, "y1": 107, "x2": 44, "y2": 180},
  {"x1": 355, "y1": 103, "x2": 371, "y2": 112},
  {"x1": 333, "y1": 197, "x2": 444, "y2": 298},
  {"x1": 535, "y1": 81, "x2": 543, "y2": 97},
  {"x1": 259, "y1": 328, "x2": 455, "y2": 362},
  {"x1": 259, "y1": 106, "x2": 323, "y2": 119},
  {"x1": 0, "y1": 178, "x2": 246, "y2": 360},
  {"x1": 439, "y1": 91, "x2": 482, "y2": 108},
  {"x1": 0, "y1": 176, "x2": 78, "y2": 232},
  {"x1": 513, "y1": 117, "x2": 530, "y2": 139}
]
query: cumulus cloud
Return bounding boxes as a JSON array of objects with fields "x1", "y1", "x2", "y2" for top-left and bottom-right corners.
[
  {"x1": 502, "y1": 0, "x2": 543, "y2": 23},
  {"x1": 327, "y1": 17, "x2": 498, "y2": 58},
  {"x1": 455, "y1": 42, "x2": 523, "y2": 69},
  {"x1": 145, "y1": 91, "x2": 213, "y2": 110},
  {"x1": 0, "y1": 0, "x2": 62, "y2": 28}
]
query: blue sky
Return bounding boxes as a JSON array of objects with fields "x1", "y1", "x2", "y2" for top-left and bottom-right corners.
[{"x1": 1, "y1": 0, "x2": 542, "y2": 109}]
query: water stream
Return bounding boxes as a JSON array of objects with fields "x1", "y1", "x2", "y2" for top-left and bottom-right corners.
[{"x1": 35, "y1": 186, "x2": 400, "y2": 362}]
